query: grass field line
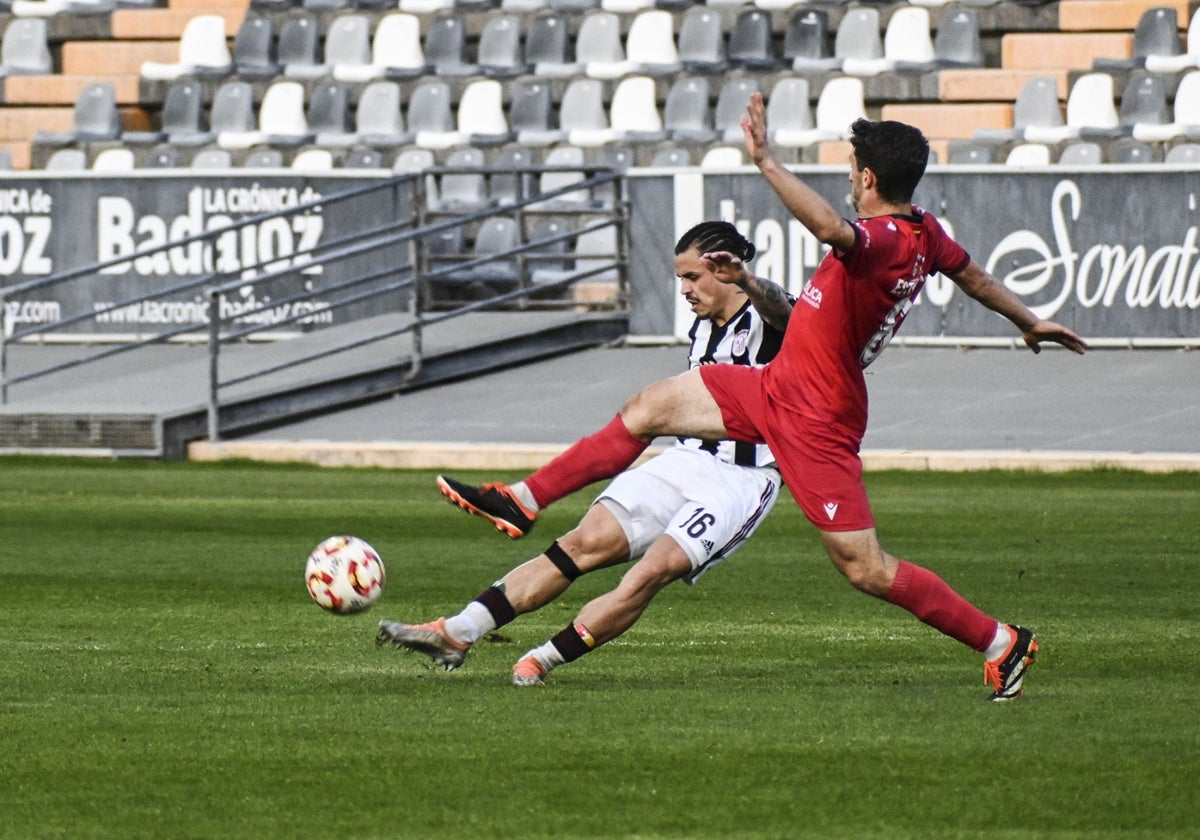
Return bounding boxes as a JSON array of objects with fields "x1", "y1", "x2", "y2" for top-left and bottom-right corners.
[{"x1": 188, "y1": 439, "x2": 1200, "y2": 473}]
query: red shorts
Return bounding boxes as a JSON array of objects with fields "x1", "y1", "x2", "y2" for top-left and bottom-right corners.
[{"x1": 699, "y1": 364, "x2": 874, "y2": 532}]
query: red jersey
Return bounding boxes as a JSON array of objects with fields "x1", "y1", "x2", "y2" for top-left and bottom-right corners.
[{"x1": 763, "y1": 209, "x2": 969, "y2": 441}]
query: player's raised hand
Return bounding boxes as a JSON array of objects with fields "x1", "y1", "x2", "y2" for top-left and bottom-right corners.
[
  {"x1": 1022, "y1": 321, "x2": 1089, "y2": 355},
  {"x1": 741, "y1": 91, "x2": 771, "y2": 166},
  {"x1": 700, "y1": 251, "x2": 749, "y2": 286}
]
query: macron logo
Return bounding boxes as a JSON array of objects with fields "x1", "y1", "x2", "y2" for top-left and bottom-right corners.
[{"x1": 823, "y1": 502, "x2": 839, "y2": 521}]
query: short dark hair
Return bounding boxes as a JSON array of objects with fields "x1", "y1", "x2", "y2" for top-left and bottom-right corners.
[
  {"x1": 848, "y1": 118, "x2": 930, "y2": 205},
  {"x1": 674, "y1": 221, "x2": 756, "y2": 261}
]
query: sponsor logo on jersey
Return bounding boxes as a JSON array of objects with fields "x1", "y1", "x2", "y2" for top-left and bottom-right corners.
[
  {"x1": 823, "y1": 501, "x2": 839, "y2": 521},
  {"x1": 801, "y1": 281, "x2": 823, "y2": 309}
]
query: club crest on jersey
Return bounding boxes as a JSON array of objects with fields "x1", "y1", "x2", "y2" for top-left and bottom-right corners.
[{"x1": 731, "y1": 329, "x2": 750, "y2": 356}]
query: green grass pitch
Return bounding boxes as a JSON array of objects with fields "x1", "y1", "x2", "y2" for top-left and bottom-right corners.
[{"x1": 1, "y1": 457, "x2": 1197, "y2": 839}]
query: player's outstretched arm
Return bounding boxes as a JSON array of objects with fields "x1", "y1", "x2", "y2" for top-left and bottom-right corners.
[
  {"x1": 949, "y1": 261, "x2": 1088, "y2": 355},
  {"x1": 701, "y1": 250, "x2": 793, "y2": 331},
  {"x1": 741, "y1": 92, "x2": 855, "y2": 251}
]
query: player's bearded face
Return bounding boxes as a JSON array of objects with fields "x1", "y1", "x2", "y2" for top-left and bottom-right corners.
[{"x1": 848, "y1": 152, "x2": 865, "y2": 213}]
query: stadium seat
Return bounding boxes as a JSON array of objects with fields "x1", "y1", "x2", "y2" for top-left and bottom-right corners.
[
  {"x1": 933, "y1": 6, "x2": 984, "y2": 69},
  {"x1": 609, "y1": 75, "x2": 665, "y2": 143},
  {"x1": 838, "y1": 7, "x2": 889, "y2": 77},
  {"x1": 359, "y1": 13, "x2": 427, "y2": 81},
  {"x1": 141, "y1": 15, "x2": 231, "y2": 81},
  {"x1": 477, "y1": 14, "x2": 527, "y2": 78},
  {"x1": 425, "y1": 14, "x2": 475, "y2": 77},
  {"x1": 278, "y1": 15, "x2": 321, "y2": 80},
  {"x1": 44, "y1": 148, "x2": 87, "y2": 170},
  {"x1": 394, "y1": 147, "x2": 439, "y2": 206},
  {"x1": 766, "y1": 77, "x2": 818, "y2": 149},
  {"x1": 408, "y1": 79, "x2": 464, "y2": 149},
  {"x1": 352, "y1": 81, "x2": 411, "y2": 148},
  {"x1": 342, "y1": 147, "x2": 384, "y2": 169},
  {"x1": 316, "y1": 15, "x2": 372, "y2": 81},
  {"x1": 457, "y1": 79, "x2": 512, "y2": 146},
  {"x1": 12, "y1": 0, "x2": 115, "y2": 16},
  {"x1": 810, "y1": 77, "x2": 867, "y2": 142},
  {"x1": 577, "y1": 12, "x2": 630, "y2": 79},
  {"x1": 977, "y1": 76, "x2": 1063, "y2": 145},
  {"x1": 626, "y1": 10, "x2": 680, "y2": 76},
  {"x1": 886, "y1": 7, "x2": 937, "y2": 74},
  {"x1": 436, "y1": 146, "x2": 490, "y2": 211},
  {"x1": 399, "y1": 0, "x2": 453, "y2": 11},
  {"x1": 91, "y1": 147, "x2": 135, "y2": 171},
  {"x1": 1146, "y1": 10, "x2": 1200, "y2": 74},
  {"x1": 437, "y1": 217, "x2": 521, "y2": 297},
  {"x1": 0, "y1": 18, "x2": 52, "y2": 77},
  {"x1": 211, "y1": 81, "x2": 261, "y2": 149},
  {"x1": 490, "y1": 144, "x2": 537, "y2": 205},
  {"x1": 1004, "y1": 142, "x2": 1051, "y2": 166},
  {"x1": 560, "y1": 78, "x2": 614, "y2": 147},
  {"x1": 1107, "y1": 139, "x2": 1156, "y2": 165},
  {"x1": 1156, "y1": 71, "x2": 1200, "y2": 141},
  {"x1": 650, "y1": 146, "x2": 692, "y2": 167},
  {"x1": 1123, "y1": 71, "x2": 1172, "y2": 142},
  {"x1": 308, "y1": 81, "x2": 353, "y2": 147},
  {"x1": 1095, "y1": 7, "x2": 1180, "y2": 72},
  {"x1": 511, "y1": 77, "x2": 562, "y2": 147},
  {"x1": 526, "y1": 11, "x2": 577, "y2": 77},
  {"x1": 125, "y1": 81, "x2": 208, "y2": 147},
  {"x1": 1057, "y1": 142, "x2": 1102, "y2": 166},
  {"x1": 1066, "y1": 72, "x2": 1122, "y2": 141},
  {"x1": 538, "y1": 144, "x2": 589, "y2": 207},
  {"x1": 141, "y1": 147, "x2": 183, "y2": 169},
  {"x1": 526, "y1": 216, "x2": 574, "y2": 288},
  {"x1": 191, "y1": 149, "x2": 234, "y2": 169},
  {"x1": 678, "y1": 6, "x2": 727, "y2": 73},
  {"x1": 244, "y1": 147, "x2": 284, "y2": 168},
  {"x1": 664, "y1": 75, "x2": 716, "y2": 144},
  {"x1": 259, "y1": 81, "x2": 313, "y2": 148},
  {"x1": 786, "y1": 9, "x2": 838, "y2": 72},
  {"x1": 232, "y1": 17, "x2": 279, "y2": 80},
  {"x1": 714, "y1": 77, "x2": 760, "y2": 144},
  {"x1": 34, "y1": 81, "x2": 120, "y2": 146},
  {"x1": 1165, "y1": 142, "x2": 1200, "y2": 164},
  {"x1": 291, "y1": 148, "x2": 334, "y2": 170},
  {"x1": 700, "y1": 146, "x2": 744, "y2": 169},
  {"x1": 945, "y1": 140, "x2": 995, "y2": 165},
  {"x1": 601, "y1": 0, "x2": 651, "y2": 11},
  {"x1": 567, "y1": 224, "x2": 618, "y2": 284},
  {"x1": 728, "y1": 9, "x2": 777, "y2": 70}
]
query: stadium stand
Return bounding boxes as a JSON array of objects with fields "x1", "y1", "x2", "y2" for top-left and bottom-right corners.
[{"x1": 3, "y1": 1, "x2": 1200, "y2": 171}]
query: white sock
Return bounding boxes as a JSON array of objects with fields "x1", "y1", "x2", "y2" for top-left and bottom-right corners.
[
  {"x1": 983, "y1": 623, "x2": 1014, "y2": 660},
  {"x1": 527, "y1": 641, "x2": 564, "y2": 673},
  {"x1": 443, "y1": 602, "x2": 496, "y2": 646},
  {"x1": 510, "y1": 481, "x2": 540, "y2": 513}
]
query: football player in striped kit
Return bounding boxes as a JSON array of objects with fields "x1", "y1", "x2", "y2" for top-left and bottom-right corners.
[
  {"x1": 377, "y1": 221, "x2": 794, "y2": 685},
  {"x1": 427, "y1": 95, "x2": 1088, "y2": 701}
]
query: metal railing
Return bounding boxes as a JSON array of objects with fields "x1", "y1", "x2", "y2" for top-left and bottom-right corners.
[{"x1": 0, "y1": 162, "x2": 629, "y2": 445}]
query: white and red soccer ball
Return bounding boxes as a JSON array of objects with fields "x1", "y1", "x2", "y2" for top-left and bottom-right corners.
[{"x1": 305, "y1": 536, "x2": 386, "y2": 614}]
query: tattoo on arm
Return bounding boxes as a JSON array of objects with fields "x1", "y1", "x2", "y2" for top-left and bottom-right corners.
[{"x1": 742, "y1": 275, "x2": 792, "y2": 332}]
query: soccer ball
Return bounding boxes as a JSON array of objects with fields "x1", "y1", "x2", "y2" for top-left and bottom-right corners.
[{"x1": 305, "y1": 536, "x2": 386, "y2": 615}]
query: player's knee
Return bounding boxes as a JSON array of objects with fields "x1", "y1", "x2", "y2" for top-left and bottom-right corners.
[{"x1": 833, "y1": 558, "x2": 891, "y2": 597}]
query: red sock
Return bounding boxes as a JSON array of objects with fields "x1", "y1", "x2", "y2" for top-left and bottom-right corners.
[
  {"x1": 886, "y1": 561, "x2": 997, "y2": 652},
  {"x1": 525, "y1": 414, "x2": 650, "y2": 508}
]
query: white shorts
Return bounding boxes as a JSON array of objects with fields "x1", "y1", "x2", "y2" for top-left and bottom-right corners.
[{"x1": 596, "y1": 446, "x2": 781, "y2": 584}]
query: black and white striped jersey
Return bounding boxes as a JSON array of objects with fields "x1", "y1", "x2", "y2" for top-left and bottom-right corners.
[{"x1": 676, "y1": 300, "x2": 786, "y2": 469}]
